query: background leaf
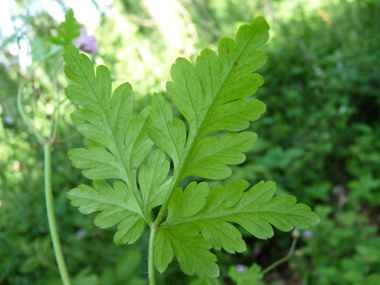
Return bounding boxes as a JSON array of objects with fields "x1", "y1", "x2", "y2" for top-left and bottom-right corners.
[{"x1": 46, "y1": 9, "x2": 80, "y2": 46}]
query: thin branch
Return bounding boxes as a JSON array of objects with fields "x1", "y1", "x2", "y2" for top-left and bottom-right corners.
[
  {"x1": 44, "y1": 142, "x2": 72, "y2": 285},
  {"x1": 261, "y1": 237, "x2": 298, "y2": 275},
  {"x1": 17, "y1": 80, "x2": 45, "y2": 144}
]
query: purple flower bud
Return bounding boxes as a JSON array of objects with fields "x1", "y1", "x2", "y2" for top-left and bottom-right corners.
[
  {"x1": 74, "y1": 29, "x2": 97, "y2": 53},
  {"x1": 253, "y1": 247, "x2": 261, "y2": 255},
  {"x1": 236, "y1": 264, "x2": 245, "y2": 274},
  {"x1": 303, "y1": 230, "x2": 313, "y2": 238},
  {"x1": 77, "y1": 229, "x2": 86, "y2": 238}
]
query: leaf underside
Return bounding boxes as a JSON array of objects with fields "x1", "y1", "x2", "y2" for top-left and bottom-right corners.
[
  {"x1": 154, "y1": 181, "x2": 320, "y2": 277},
  {"x1": 63, "y1": 16, "x2": 320, "y2": 279}
]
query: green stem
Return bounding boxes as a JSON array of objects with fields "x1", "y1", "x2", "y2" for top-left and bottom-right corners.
[
  {"x1": 147, "y1": 175, "x2": 182, "y2": 284},
  {"x1": 44, "y1": 142, "x2": 71, "y2": 285},
  {"x1": 148, "y1": 224, "x2": 158, "y2": 285},
  {"x1": 146, "y1": 124, "x2": 204, "y2": 284},
  {"x1": 261, "y1": 238, "x2": 298, "y2": 275},
  {"x1": 17, "y1": 80, "x2": 45, "y2": 144}
]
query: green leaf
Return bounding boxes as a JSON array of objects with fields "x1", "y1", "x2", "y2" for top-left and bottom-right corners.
[
  {"x1": 31, "y1": 37, "x2": 62, "y2": 62},
  {"x1": 182, "y1": 132, "x2": 258, "y2": 180},
  {"x1": 228, "y1": 263, "x2": 263, "y2": 285},
  {"x1": 116, "y1": 248, "x2": 142, "y2": 281},
  {"x1": 64, "y1": 45, "x2": 153, "y2": 187},
  {"x1": 165, "y1": 182, "x2": 209, "y2": 225},
  {"x1": 154, "y1": 224, "x2": 219, "y2": 278},
  {"x1": 155, "y1": 180, "x2": 320, "y2": 276},
  {"x1": 148, "y1": 17, "x2": 268, "y2": 182},
  {"x1": 63, "y1": 46, "x2": 170, "y2": 243},
  {"x1": 67, "y1": 180, "x2": 145, "y2": 245},
  {"x1": 194, "y1": 219, "x2": 246, "y2": 254},
  {"x1": 147, "y1": 94, "x2": 186, "y2": 167},
  {"x1": 46, "y1": 9, "x2": 80, "y2": 46},
  {"x1": 150, "y1": 18, "x2": 277, "y2": 277},
  {"x1": 138, "y1": 149, "x2": 171, "y2": 214},
  {"x1": 153, "y1": 227, "x2": 174, "y2": 273}
]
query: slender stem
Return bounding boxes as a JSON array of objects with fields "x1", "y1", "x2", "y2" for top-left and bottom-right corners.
[
  {"x1": 44, "y1": 142, "x2": 71, "y2": 285},
  {"x1": 146, "y1": 124, "x2": 205, "y2": 283},
  {"x1": 148, "y1": 224, "x2": 157, "y2": 285},
  {"x1": 147, "y1": 175, "x2": 182, "y2": 284},
  {"x1": 261, "y1": 238, "x2": 298, "y2": 275},
  {"x1": 17, "y1": 80, "x2": 45, "y2": 144}
]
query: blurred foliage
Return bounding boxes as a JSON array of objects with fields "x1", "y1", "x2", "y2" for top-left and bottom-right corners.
[{"x1": 0, "y1": 0, "x2": 379, "y2": 284}]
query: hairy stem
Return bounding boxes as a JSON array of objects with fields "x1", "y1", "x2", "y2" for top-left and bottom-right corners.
[
  {"x1": 149, "y1": 224, "x2": 158, "y2": 285},
  {"x1": 44, "y1": 142, "x2": 71, "y2": 285},
  {"x1": 261, "y1": 237, "x2": 298, "y2": 275}
]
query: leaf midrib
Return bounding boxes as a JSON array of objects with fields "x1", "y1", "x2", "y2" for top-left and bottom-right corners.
[
  {"x1": 176, "y1": 20, "x2": 266, "y2": 182},
  {"x1": 163, "y1": 205, "x2": 318, "y2": 228},
  {"x1": 72, "y1": 54, "x2": 146, "y2": 220}
]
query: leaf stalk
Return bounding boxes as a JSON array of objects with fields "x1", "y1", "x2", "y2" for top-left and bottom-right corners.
[
  {"x1": 44, "y1": 142, "x2": 72, "y2": 285},
  {"x1": 149, "y1": 223, "x2": 158, "y2": 285},
  {"x1": 17, "y1": 80, "x2": 45, "y2": 144},
  {"x1": 261, "y1": 237, "x2": 298, "y2": 275}
]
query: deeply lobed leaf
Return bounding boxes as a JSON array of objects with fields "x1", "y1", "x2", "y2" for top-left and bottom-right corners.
[
  {"x1": 67, "y1": 180, "x2": 145, "y2": 245},
  {"x1": 63, "y1": 46, "x2": 167, "y2": 243},
  {"x1": 148, "y1": 17, "x2": 268, "y2": 182},
  {"x1": 154, "y1": 180, "x2": 320, "y2": 277}
]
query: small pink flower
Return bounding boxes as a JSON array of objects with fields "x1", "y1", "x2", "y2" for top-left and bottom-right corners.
[
  {"x1": 77, "y1": 229, "x2": 86, "y2": 238},
  {"x1": 303, "y1": 230, "x2": 313, "y2": 238},
  {"x1": 236, "y1": 264, "x2": 245, "y2": 273},
  {"x1": 74, "y1": 29, "x2": 97, "y2": 53}
]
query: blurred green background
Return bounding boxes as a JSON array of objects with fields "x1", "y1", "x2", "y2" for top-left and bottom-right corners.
[{"x1": 1, "y1": 0, "x2": 379, "y2": 284}]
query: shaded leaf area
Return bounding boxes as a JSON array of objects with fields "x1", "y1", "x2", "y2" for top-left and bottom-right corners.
[{"x1": 155, "y1": 180, "x2": 320, "y2": 277}]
